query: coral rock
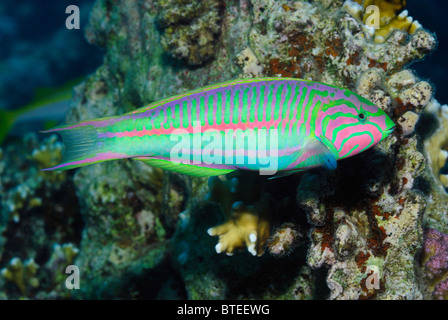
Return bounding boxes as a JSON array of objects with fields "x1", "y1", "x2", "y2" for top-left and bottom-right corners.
[
  {"x1": 422, "y1": 229, "x2": 448, "y2": 299},
  {"x1": 267, "y1": 223, "x2": 302, "y2": 257},
  {"x1": 398, "y1": 111, "x2": 419, "y2": 136},
  {"x1": 157, "y1": 0, "x2": 223, "y2": 65}
]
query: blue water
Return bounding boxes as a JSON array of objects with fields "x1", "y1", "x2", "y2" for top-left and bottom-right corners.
[
  {"x1": 0, "y1": 0, "x2": 102, "y2": 110},
  {"x1": 407, "y1": 0, "x2": 448, "y2": 103}
]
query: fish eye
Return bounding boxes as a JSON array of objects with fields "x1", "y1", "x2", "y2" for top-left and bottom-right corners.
[{"x1": 358, "y1": 112, "x2": 367, "y2": 122}]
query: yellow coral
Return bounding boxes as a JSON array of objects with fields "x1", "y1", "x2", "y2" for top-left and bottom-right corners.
[
  {"x1": 205, "y1": 176, "x2": 273, "y2": 256},
  {"x1": 208, "y1": 201, "x2": 270, "y2": 256},
  {"x1": 372, "y1": 9, "x2": 420, "y2": 43},
  {"x1": 350, "y1": 0, "x2": 421, "y2": 43},
  {"x1": 1, "y1": 257, "x2": 39, "y2": 296},
  {"x1": 357, "y1": 0, "x2": 406, "y2": 23}
]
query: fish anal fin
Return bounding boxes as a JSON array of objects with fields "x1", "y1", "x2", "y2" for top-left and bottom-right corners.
[{"x1": 135, "y1": 157, "x2": 235, "y2": 177}]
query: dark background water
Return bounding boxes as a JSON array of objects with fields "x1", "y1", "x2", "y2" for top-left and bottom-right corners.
[
  {"x1": 0, "y1": 0, "x2": 446, "y2": 112},
  {"x1": 0, "y1": 0, "x2": 102, "y2": 110},
  {"x1": 407, "y1": 0, "x2": 448, "y2": 103}
]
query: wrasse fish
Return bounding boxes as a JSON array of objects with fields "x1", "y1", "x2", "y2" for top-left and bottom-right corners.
[
  {"x1": 0, "y1": 78, "x2": 82, "y2": 145},
  {"x1": 42, "y1": 78, "x2": 395, "y2": 177}
]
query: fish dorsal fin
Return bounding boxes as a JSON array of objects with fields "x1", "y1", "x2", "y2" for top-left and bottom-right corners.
[
  {"x1": 296, "y1": 136, "x2": 338, "y2": 170},
  {"x1": 135, "y1": 157, "x2": 236, "y2": 177}
]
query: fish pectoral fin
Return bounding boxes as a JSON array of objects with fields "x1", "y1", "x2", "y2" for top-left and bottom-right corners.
[
  {"x1": 296, "y1": 136, "x2": 338, "y2": 170},
  {"x1": 134, "y1": 157, "x2": 236, "y2": 177}
]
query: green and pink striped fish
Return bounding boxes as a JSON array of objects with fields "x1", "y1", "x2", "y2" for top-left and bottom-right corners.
[{"x1": 42, "y1": 78, "x2": 395, "y2": 177}]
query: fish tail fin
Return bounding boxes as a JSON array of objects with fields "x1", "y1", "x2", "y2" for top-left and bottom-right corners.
[
  {"x1": 40, "y1": 121, "x2": 123, "y2": 171},
  {"x1": 0, "y1": 109, "x2": 15, "y2": 145}
]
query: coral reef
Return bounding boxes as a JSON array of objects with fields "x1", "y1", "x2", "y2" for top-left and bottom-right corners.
[
  {"x1": 156, "y1": 0, "x2": 224, "y2": 65},
  {"x1": 423, "y1": 100, "x2": 448, "y2": 191},
  {"x1": 171, "y1": 186, "x2": 314, "y2": 299},
  {"x1": 0, "y1": 133, "x2": 82, "y2": 299},
  {"x1": 43, "y1": 243, "x2": 79, "y2": 291},
  {"x1": 68, "y1": 159, "x2": 187, "y2": 299},
  {"x1": 235, "y1": 47, "x2": 264, "y2": 78},
  {"x1": 0, "y1": 243, "x2": 81, "y2": 299},
  {"x1": 51, "y1": 0, "x2": 440, "y2": 300},
  {"x1": 1, "y1": 257, "x2": 39, "y2": 296},
  {"x1": 0, "y1": 134, "x2": 66, "y2": 223},
  {"x1": 422, "y1": 228, "x2": 448, "y2": 300},
  {"x1": 420, "y1": 100, "x2": 448, "y2": 241},
  {"x1": 1, "y1": 0, "x2": 447, "y2": 300},
  {"x1": 345, "y1": 0, "x2": 422, "y2": 43},
  {"x1": 266, "y1": 223, "x2": 303, "y2": 257}
]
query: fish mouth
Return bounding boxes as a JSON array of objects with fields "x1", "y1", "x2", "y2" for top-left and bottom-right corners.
[{"x1": 382, "y1": 125, "x2": 395, "y2": 136}]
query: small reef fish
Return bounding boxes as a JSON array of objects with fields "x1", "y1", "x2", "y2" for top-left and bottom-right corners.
[
  {"x1": 42, "y1": 78, "x2": 395, "y2": 176},
  {"x1": 0, "y1": 78, "x2": 81, "y2": 145}
]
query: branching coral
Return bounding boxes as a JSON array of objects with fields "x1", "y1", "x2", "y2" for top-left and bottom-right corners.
[
  {"x1": 206, "y1": 176, "x2": 271, "y2": 256},
  {"x1": 1, "y1": 258, "x2": 39, "y2": 296},
  {"x1": 0, "y1": 134, "x2": 66, "y2": 223},
  {"x1": 36, "y1": 243, "x2": 80, "y2": 298},
  {"x1": 46, "y1": 243, "x2": 79, "y2": 271},
  {"x1": 0, "y1": 244, "x2": 81, "y2": 299},
  {"x1": 208, "y1": 201, "x2": 270, "y2": 256},
  {"x1": 0, "y1": 132, "x2": 83, "y2": 299},
  {"x1": 346, "y1": 0, "x2": 422, "y2": 43}
]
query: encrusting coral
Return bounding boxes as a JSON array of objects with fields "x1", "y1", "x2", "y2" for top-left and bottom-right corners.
[
  {"x1": 266, "y1": 223, "x2": 303, "y2": 257},
  {"x1": 422, "y1": 229, "x2": 448, "y2": 300},
  {"x1": 156, "y1": 0, "x2": 224, "y2": 65}
]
